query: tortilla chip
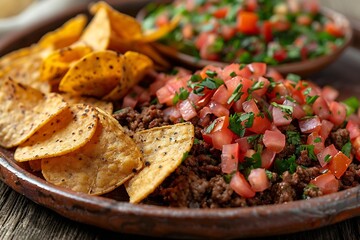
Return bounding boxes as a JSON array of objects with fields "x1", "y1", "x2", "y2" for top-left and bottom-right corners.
[
  {"x1": 38, "y1": 14, "x2": 88, "y2": 49},
  {"x1": 103, "y1": 51, "x2": 153, "y2": 101},
  {"x1": 61, "y1": 93, "x2": 113, "y2": 114},
  {"x1": 125, "y1": 122, "x2": 194, "y2": 203},
  {"x1": 41, "y1": 107, "x2": 143, "y2": 195},
  {"x1": 0, "y1": 78, "x2": 68, "y2": 148},
  {"x1": 80, "y1": 7, "x2": 111, "y2": 51},
  {"x1": 59, "y1": 50, "x2": 123, "y2": 97},
  {"x1": 40, "y1": 45, "x2": 93, "y2": 84},
  {"x1": 0, "y1": 45, "x2": 52, "y2": 93},
  {"x1": 90, "y1": 1, "x2": 142, "y2": 40},
  {"x1": 14, "y1": 104, "x2": 99, "y2": 162}
]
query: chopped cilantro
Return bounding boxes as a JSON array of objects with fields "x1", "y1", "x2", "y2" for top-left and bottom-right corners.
[
  {"x1": 229, "y1": 71, "x2": 237, "y2": 78},
  {"x1": 228, "y1": 113, "x2": 245, "y2": 137},
  {"x1": 150, "y1": 98, "x2": 159, "y2": 105},
  {"x1": 324, "y1": 154, "x2": 332, "y2": 163},
  {"x1": 314, "y1": 137, "x2": 322, "y2": 143},
  {"x1": 342, "y1": 96, "x2": 360, "y2": 116},
  {"x1": 194, "y1": 138, "x2": 200, "y2": 145},
  {"x1": 341, "y1": 142, "x2": 352, "y2": 158},
  {"x1": 286, "y1": 73, "x2": 301, "y2": 83},
  {"x1": 190, "y1": 74, "x2": 202, "y2": 82},
  {"x1": 274, "y1": 155, "x2": 297, "y2": 174},
  {"x1": 300, "y1": 145, "x2": 316, "y2": 160},
  {"x1": 241, "y1": 151, "x2": 262, "y2": 170},
  {"x1": 303, "y1": 183, "x2": 319, "y2": 199},
  {"x1": 240, "y1": 112, "x2": 255, "y2": 128},
  {"x1": 172, "y1": 87, "x2": 190, "y2": 104},
  {"x1": 271, "y1": 102, "x2": 293, "y2": 115},
  {"x1": 227, "y1": 84, "x2": 243, "y2": 104},
  {"x1": 303, "y1": 87, "x2": 312, "y2": 96},
  {"x1": 201, "y1": 77, "x2": 224, "y2": 90},
  {"x1": 247, "y1": 134, "x2": 261, "y2": 145},
  {"x1": 204, "y1": 120, "x2": 217, "y2": 134},
  {"x1": 181, "y1": 151, "x2": 189, "y2": 163},
  {"x1": 169, "y1": 68, "x2": 179, "y2": 75},
  {"x1": 223, "y1": 173, "x2": 234, "y2": 184},
  {"x1": 248, "y1": 81, "x2": 265, "y2": 94},
  {"x1": 265, "y1": 170, "x2": 274, "y2": 181},
  {"x1": 205, "y1": 70, "x2": 218, "y2": 78},
  {"x1": 286, "y1": 131, "x2": 301, "y2": 145},
  {"x1": 306, "y1": 95, "x2": 319, "y2": 105}
]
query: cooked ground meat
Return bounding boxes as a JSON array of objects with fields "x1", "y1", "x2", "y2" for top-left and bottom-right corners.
[{"x1": 114, "y1": 104, "x2": 360, "y2": 208}]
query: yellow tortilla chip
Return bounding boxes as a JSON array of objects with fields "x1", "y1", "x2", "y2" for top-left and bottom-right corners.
[
  {"x1": 40, "y1": 45, "x2": 93, "y2": 84},
  {"x1": 80, "y1": 7, "x2": 111, "y2": 51},
  {"x1": 14, "y1": 104, "x2": 99, "y2": 162},
  {"x1": 38, "y1": 14, "x2": 88, "y2": 49},
  {"x1": 60, "y1": 93, "x2": 113, "y2": 114},
  {"x1": 41, "y1": 107, "x2": 143, "y2": 195},
  {"x1": 59, "y1": 50, "x2": 123, "y2": 97},
  {"x1": 0, "y1": 45, "x2": 52, "y2": 93},
  {"x1": 90, "y1": 1, "x2": 142, "y2": 40},
  {"x1": 103, "y1": 51, "x2": 153, "y2": 101},
  {"x1": 0, "y1": 78, "x2": 68, "y2": 148},
  {"x1": 125, "y1": 122, "x2": 194, "y2": 203}
]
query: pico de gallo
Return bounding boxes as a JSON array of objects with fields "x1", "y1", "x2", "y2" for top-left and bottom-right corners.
[
  {"x1": 115, "y1": 63, "x2": 360, "y2": 208},
  {"x1": 142, "y1": 0, "x2": 346, "y2": 65}
]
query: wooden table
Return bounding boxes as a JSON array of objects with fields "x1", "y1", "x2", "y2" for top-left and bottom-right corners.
[{"x1": 1, "y1": 1, "x2": 360, "y2": 239}]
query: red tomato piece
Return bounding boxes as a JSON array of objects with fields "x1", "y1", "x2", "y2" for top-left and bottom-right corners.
[
  {"x1": 235, "y1": 137, "x2": 251, "y2": 153},
  {"x1": 195, "y1": 32, "x2": 209, "y2": 50},
  {"x1": 230, "y1": 172, "x2": 256, "y2": 198},
  {"x1": 317, "y1": 144, "x2": 339, "y2": 167},
  {"x1": 252, "y1": 77, "x2": 270, "y2": 96},
  {"x1": 221, "y1": 143, "x2": 239, "y2": 174},
  {"x1": 213, "y1": 7, "x2": 228, "y2": 19},
  {"x1": 299, "y1": 116, "x2": 321, "y2": 133},
  {"x1": 178, "y1": 99, "x2": 197, "y2": 121},
  {"x1": 325, "y1": 22, "x2": 344, "y2": 38},
  {"x1": 247, "y1": 62, "x2": 267, "y2": 76},
  {"x1": 320, "y1": 119, "x2": 334, "y2": 140},
  {"x1": 307, "y1": 132, "x2": 324, "y2": 154},
  {"x1": 328, "y1": 152, "x2": 352, "y2": 179},
  {"x1": 163, "y1": 106, "x2": 182, "y2": 122},
  {"x1": 346, "y1": 120, "x2": 360, "y2": 140},
  {"x1": 263, "y1": 130, "x2": 285, "y2": 153},
  {"x1": 248, "y1": 168, "x2": 270, "y2": 192},
  {"x1": 248, "y1": 115, "x2": 271, "y2": 134},
  {"x1": 182, "y1": 24, "x2": 193, "y2": 39},
  {"x1": 261, "y1": 21, "x2": 273, "y2": 43},
  {"x1": 209, "y1": 101, "x2": 230, "y2": 117},
  {"x1": 199, "y1": 34, "x2": 220, "y2": 61},
  {"x1": 221, "y1": 25, "x2": 236, "y2": 40},
  {"x1": 156, "y1": 86, "x2": 174, "y2": 105},
  {"x1": 155, "y1": 14, "x2": 169, "y2": 28},
  {"x1": 212, "y1": 85, "x2": 232, "y2": 105},
  {"x1": 310, "y1": 172, "x2": 339, "y2": 195},
  {"x1": 312, "y1": 97, "x2": 330, "y2": 120},
  {"x1": 283, "y1": 99, "x2": 305, "y2": 120},
  {"x1": 242, "y1": 99, "x2": 259, "y2": 114},
  {"x1": 273, "y1": 48, "x2": 288, "y2": 62},
  {"x1": 329, "y1": 101, "x2": 347, "y2": 126},
  {"x1": 261, "y1": 148, "x2": 276, "y2": 169},
  {"x1": 237, "y1": 11, "x2": 259, "y2": 35},
  {"x1": 272, "y1": 105, "x2": 292, "y2": 126},
  {"x1": 322, "y1": 86, "x2": 339, "y2": 102},
  {"x1": 212, "y1": 116, "x2": 230, "y2": 132},
  {"x1": 211, "y1": 128, "x2": 234, "y2": 150}
]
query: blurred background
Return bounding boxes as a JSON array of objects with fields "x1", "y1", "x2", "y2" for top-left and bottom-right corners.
[{"x1": 0, "y1": 0, "x2": 358, "y2": 41}]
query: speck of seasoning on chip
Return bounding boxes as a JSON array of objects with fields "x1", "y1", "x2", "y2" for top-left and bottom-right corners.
[
  {"x1": 132, "y1": 168, "x2": 137, "y2": 173},
  {"x1": 145, "y1": 161, "x2": 150, "y2": 167}
]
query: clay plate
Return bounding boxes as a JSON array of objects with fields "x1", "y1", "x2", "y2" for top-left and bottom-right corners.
[
  {"x1": 0, "y1": 0, "x2": 360, "y2": 239},
  {"x1": 137, "y1": 1, "x2": 353, "y2": 76}
]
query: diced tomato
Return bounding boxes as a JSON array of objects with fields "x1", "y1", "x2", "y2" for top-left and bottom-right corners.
[
  {"x1": 163, "y1": 106, "x2": 181, "y2": 122},
  {"x1": 263, "y1": 130, "x2": 285, "y2": 153},
  {"x1": 235, "y1": 137, "x2": 251, "y2": 153},
  {"x1": 212, "y1": 85, "x2": 232, "y2": 105},
  {"x1": 297, "y1": 15, "x2": 312, "y2": 26},
  {"x1": 178, "y1": 99, "x2": 197, "y2": 121},
  {"x1": 199, "y1": 106, "x2": 212, "y2": 119},
  {"x1": 271, "y1": 20, "x2": 290, "y2": 32},
  {"x1": 328, "y1": 152, "x2": 352, "y2": 179},
  {"x1": 230, "y1": 172, "x2": 256, "y2": 198},
  {"x1": 149, "y1": 79, "x2": 166, "y2": 95},
  {"x1": 209, "y1": 101, "x2": 229, "y2": 117},
  {"x1": 155, "y1": 14, "x2": 169, "y2": 28},
  {"x1": 283, "y1": 99, "x2": 306, "y2": 119},
  {"x1": 197, "y1": 91, "x2": 214, "y2": 108},
  {"x1": 182, "y1": 24, "x2": 193, "y2": 39},
  {"x1": 266, "y1": 68, "x2": 283, "y2": 82},
  {"x1": 324, "y1": 22, "x2": 344, "y2": 38},
  {"x1": 252, "y1": 77, "x2": 270, "y2": 96},
  {"x1": 312, "y1": 97, "x2": 330, "y2": 120},
  {"x1": 310, "y1": 172, "x2": 339, "y2": 195},
  {"x1": 317, "y1": 144, "x2": 339, "y2": 167},
  {"x1": 303, "y1": 0, "x2": 320, "y2": 14},
  {"x1": 261, "y1": 148, "x2": 276, "y2": 169},
  {"x1": 261, "y1": 21, "x2": 273, "y2": 42},
  {"x1": 248, "y1": 168, "x2": 270, "y2": 192},
  {"x1": 352, "y1": 136, "x2": 360, "y2": 160},
  {"x1": 213, "y1": 7, "x2": 228, "y2": 19},
  {"x1": 299, "y1": 116, "x2": 321, "y2": 133},
  {"x1": 307, "y1": 132, "x2": 324, "y2": 154},
  {"x1": 156, "y1": 86, "x2": 174, "y2": 105},
  {"x1": 267, "y1": 83, "x2": 288, "y2": 100},
  {"x1": 322, "y1": 86, "x2": 339, "y2": 102},
  {"x1": 221, "y1": 64, "x2": 242, "y2": 81},
  {"x1": 212, "y1": 116, "x2": 230, "y2": 132},
  {"x1": 242, "y1": 99, "x2": 259, "y2": 114},
  {"x1": 273, "y1": 48, "x2": 287, "y2": 62},
  {"x1": 346, "y1": 120, "x2": 360, "y2": 140},
  {"x1": 245, "y1": 0, "x2": 258, "y2": 11},
  {"x1": 329, "y1": 101, "x2": 347, "y2": 125},
  {"x1": 195, "y1": 32, "x2": 209, "y2": 50},
  {"x1": 320, "y1": 119, "x2": 334, "y2": 140},
  {"x1": 211, "y1": 128, "x2": 234, "y2": 150},
  {"x1": 272, "y1": 105, "x2": 293, "y2": 126},
  {"x1": 221, "y1": 143, "x2": 239, "y2": 173},
  {"x1": 221, "y1": 25, "x2": 236, "y2": 40},
  {"x1": 238, "y1": 67, "x2": 253, "y2": 79},
  {"x1": 122, "y1": 93, "x2": 138, "y2": 108},
  {"x1": 199, "y1": 34, "x2": 220, "y2": 61},
  {"x1": 248, "y1": 115, "x2": 271, "y2": 134},
  {"x1": 236, "y1": 11, "x2": 259, "y2": 35},
  {"x1": 247, "y1": 63, "x2": 267, "y2": 76}
]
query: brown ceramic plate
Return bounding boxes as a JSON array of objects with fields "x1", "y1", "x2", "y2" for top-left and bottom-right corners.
[
  {"x1": 137, "y1": 2, "x2": 353, "y2": 76},
  {"x1": 0, "y1": 1, "x2": 360, "y2": 239}
]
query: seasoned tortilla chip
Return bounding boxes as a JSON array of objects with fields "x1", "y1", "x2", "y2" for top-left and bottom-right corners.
[
  {"x1": 125, "y1": 122, "x2": 194, "y2": 203},
  {"x1": 103, "y1": 51, "x2": 153, "y2": 101},
  {"x1": 61, "y1": 93, "x2": 113, "y2": 114},
  {"x1": 59, "y1": 50, "x2": 123, "y2": 97},
  {"x1": 0, "y1": 45, "x2": 52, "y2": 93},
  {"x1": 41, "y1": 108, "x2": 143, "y2": 195},
  {"x1": 38, "y1": 14, "x2": 88, "y2": 49},
  {"x1": 0, "y1": 79, "x2": 68, "y2": 148},
  {"x1": 40, "y1": 45, "x2": 92, "y2": 84},
  {"x1": 80, "y1": 7, "x2": 111, "y2": 51},
  {"x1": 15, "y1": 104, "x2": 99, "y2": 162},
  {"x1": 90, "y1": 1, "x2": 142, "y2": 40}
]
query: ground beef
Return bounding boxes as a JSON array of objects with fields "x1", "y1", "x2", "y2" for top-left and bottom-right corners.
[{"x1": 114, "y1": 104, "x2": 360, "y2": 208}]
